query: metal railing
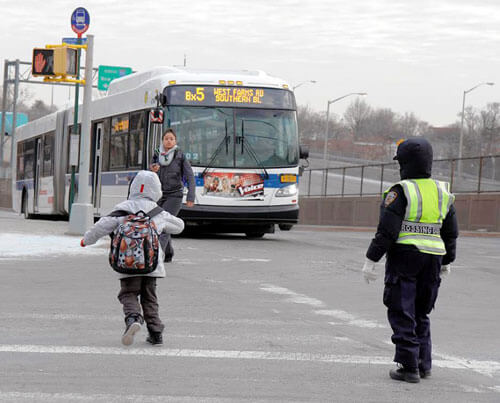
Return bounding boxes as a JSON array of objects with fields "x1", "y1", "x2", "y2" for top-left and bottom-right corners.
[{"x1": 300, "y1": 155, "x2": 500, "y2": 197}]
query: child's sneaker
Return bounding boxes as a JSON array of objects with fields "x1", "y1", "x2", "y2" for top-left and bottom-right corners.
[
  {"x1": 146, "y1": 331, "x2": 163, "y2": 346},
  {"x1": 121, "y1": 314, "x2": 143, "y2": 346}
]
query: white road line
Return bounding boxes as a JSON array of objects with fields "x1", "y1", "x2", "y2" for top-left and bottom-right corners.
[
  {"x1": 1, "y1": 343, "x2": 499, "y2": 384},
  {"x1": 0, "y1": 343, "x2": 393, "y2": 364},
  {"x1": 257, "y1": 284, "x2": 500, "y2": 379},
  {"x1": 260, "y1": 284, "x2": 385, "y2": 328},
  {"x1": 0, "y1": 313, "x2": 313, "y2": 326},
  {"x1": 260, "y1": 284, "x2": 325, "y2": 308},
  {"x1": 0, "y1": 390, "x2": 263, "y2": 402},
  {"x1": 315, "y1": 309, "x2": 387, "y2": 329}
]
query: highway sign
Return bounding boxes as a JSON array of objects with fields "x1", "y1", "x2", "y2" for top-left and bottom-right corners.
[
  {"x1": 62, "y1": 37, "x2": 87, "y2": 45},
  {"x1": 98, "y1": 65, "x2": 133, "y2": 91},
  {"x1": 71, "y1": 7, "x2": 90, "y2": 35}
]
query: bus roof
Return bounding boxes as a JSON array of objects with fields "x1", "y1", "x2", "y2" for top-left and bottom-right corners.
[{"x1": 107, "y1": 66, "x2": 290, "y2": 96}]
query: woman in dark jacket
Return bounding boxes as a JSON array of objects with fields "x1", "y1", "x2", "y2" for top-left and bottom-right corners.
[{"x1": 151, "y1": 128, "x2": 195, "y2": 262}]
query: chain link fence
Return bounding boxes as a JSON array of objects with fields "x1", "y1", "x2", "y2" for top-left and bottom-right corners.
[{"x1": 300, "y1": 155, "x2": 500, "y2": 197}]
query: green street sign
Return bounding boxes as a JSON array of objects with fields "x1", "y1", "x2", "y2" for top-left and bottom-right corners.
[{"x1": 98, "y1": 65, "x2": 132, "y2": 91}]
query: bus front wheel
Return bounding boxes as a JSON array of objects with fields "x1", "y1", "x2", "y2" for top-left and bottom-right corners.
[{"x1": 21, "y1": 191, "x2": 29, "y2": 219}]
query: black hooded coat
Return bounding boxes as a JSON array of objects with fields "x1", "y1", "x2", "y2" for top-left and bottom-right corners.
[{"x1": 366, "y1": 138, "x2": 458, "y2": 264}]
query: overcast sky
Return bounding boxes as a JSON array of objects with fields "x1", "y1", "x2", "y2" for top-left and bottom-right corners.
[{"x1": 1, "y1": 0, "x2": 499, "y2": 126}]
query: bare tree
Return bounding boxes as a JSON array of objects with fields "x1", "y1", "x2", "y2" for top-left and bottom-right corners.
[
  {"x1": 21, "y1": 99, "x2": 57, "y2": 121},
  {"x1": 343, "y1": 98, "x2": 371, "y2": 139},
  {"x1": 368, "y1": 108, "x2": 397, "y2": 140},
  {"x1": 478, "y1": 102, "x2": 500, "y2": 155}
]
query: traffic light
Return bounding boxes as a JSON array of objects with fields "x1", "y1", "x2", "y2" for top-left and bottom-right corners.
[{"x1": 32, "y1": 47, "x2": 78, "y2": 77}]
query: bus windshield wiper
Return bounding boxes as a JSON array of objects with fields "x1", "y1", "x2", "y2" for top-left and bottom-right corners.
[
  {"x1": 240, "y1": 120, "x2": 269, "y2": 179},
  {"x1": 202, "y1": 119, "x2": 229, "y2": 176}
]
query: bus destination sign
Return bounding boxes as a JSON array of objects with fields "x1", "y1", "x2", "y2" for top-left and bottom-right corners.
[{"x1": 164, "y1": 86, "x2": 295, "y2": 109}]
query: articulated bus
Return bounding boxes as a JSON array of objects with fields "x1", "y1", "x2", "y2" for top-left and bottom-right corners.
[{"x1": 13, "y1": 67, "x2": 308, "y2": 237}]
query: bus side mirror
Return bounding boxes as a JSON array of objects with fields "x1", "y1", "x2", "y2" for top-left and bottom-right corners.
[{"x1": 299, "y1": 145, "x2": 309, "y2": 160}]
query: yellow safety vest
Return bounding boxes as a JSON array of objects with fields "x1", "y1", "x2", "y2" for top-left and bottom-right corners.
[{"x1": 384, "y1": 179, "x2": 455, "y2": 255}]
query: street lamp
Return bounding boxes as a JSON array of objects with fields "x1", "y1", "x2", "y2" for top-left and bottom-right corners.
[
  {"x1": 458, "y1": 82, "x2": 494, "y2": 175},
  {"x1": 292, "y1": 80, "x2": 316, "y2": 91},
  {"x1": 323, "y1": 92, "x2": 367, "y2": 168}
]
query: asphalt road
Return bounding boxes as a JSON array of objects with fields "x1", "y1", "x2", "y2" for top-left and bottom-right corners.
[{"x1": 0, "y1": 211, "x2": 499, "y2": 402}]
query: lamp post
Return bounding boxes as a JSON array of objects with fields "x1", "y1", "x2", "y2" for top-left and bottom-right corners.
[
  {"x1": 323, "y1": 92, "x2": 367, "y2": 168},
  {"x1": 292, "y1": 80, "x2": 316, "y2": 91},
  {"x1": 458, "y1": 82, "x2": 494, "y2": 175}
]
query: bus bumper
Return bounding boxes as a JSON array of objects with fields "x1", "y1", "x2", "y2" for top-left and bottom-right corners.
[{"x1": 179, "y1": 204, "x2": 299, "y2": 227}]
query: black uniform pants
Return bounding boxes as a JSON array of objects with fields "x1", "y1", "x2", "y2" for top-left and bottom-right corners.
[
  {"x1": 384, "y1": 248, "x2": 442, "y2": 371},
  {"x1": 158, "y1": 196, "x2": 182, "y2": 257}
]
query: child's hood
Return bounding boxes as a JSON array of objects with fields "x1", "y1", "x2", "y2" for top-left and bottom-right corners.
[{"x1": 128, "y1": 170, "x2": 162, "y2": 202}]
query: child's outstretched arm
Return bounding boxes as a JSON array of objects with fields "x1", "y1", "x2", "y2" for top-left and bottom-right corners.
[
  {"x1": 158, "y1": 211, "x2": 185, "y2": 235},
  {"x1": 81, "y1": 216, "x2": 120, "y2": 246}
]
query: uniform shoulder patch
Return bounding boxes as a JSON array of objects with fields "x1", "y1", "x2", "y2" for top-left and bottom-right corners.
[{"x1": 384, "y1": 190, "x2": 398, "y2": 207}]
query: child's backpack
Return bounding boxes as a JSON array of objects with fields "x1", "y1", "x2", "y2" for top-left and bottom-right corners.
[{"x1": 108, "y1": 207, "x2": 163, "y2": 274}]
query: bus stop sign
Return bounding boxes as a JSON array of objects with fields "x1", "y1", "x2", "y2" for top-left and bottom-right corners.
[{"x1": 71, "y1": 7, "x2": 90, "y2": 35}]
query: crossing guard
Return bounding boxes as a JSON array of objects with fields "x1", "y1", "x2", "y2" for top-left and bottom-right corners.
[{"x1": 362, "y1": 138, "x2": 459, "y2": 383}]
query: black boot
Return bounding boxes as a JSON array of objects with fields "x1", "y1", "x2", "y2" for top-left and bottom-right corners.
[
  {"x1": 146, "y1": 331, "x2": 163, "y2": 346},
  {"x1": 419, "y1": 367, "x2": 431, "y2": 379},
  {"x1": 122, "y1": 314, "x2": 143, "y2": 346},
  {"x1": 389, "y1": 365, "x2": 420, "y2": 383}
]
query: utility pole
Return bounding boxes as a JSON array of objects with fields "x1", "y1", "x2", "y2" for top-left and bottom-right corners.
[
  {"x1": 68, "y1": 34, "x2": 94, "y2": 234},
  {"x1": 0, "y1": 60, "x2": 9, "y2": 177}
]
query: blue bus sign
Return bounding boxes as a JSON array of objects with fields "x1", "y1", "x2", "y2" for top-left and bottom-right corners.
[
  {"x1": 71, "y1": 7, "x2": 90, "y2": 35},
  {"x1": 62, "y1": 37, "x2": 87, "y2": 45}
]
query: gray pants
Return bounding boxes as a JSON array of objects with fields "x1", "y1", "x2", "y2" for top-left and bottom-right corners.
[
  {"x1": 118, "y1": 277, "x2": 164, "y2": 333},
  {"x1": 158, "y1": 196, "x2": 182, "y2": 257}
]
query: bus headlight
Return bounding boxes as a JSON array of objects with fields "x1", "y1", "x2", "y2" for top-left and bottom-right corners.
[{"x1": 276, "y1": 183, "x2": 298, "y2": 197}]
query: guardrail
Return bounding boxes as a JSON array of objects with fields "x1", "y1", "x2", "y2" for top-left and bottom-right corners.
[{"x1": 300, "y1": 155, "x2": 500, "y2": 197}]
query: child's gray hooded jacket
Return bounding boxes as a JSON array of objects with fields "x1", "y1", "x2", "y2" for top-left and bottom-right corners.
[{"x1": 83, "y1": 170, "x2": 184, "y2": 278}]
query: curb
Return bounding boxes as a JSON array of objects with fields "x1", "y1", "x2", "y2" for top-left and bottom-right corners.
[{"x1": 294, "y1": 225, "x2": 500, "y2": 238}]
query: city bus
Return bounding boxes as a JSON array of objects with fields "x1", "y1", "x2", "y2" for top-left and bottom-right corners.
[{"x1": 13, "y1": 67, "x2": 308, "y2": 237}]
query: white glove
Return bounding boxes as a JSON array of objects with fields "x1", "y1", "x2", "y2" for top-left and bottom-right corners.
[
  {"x1": 362, "y1": 258, "x2": 378, "y2": 284},
  {"x1": 440, "y1": 264, "x2": 451, "y2": 277}
]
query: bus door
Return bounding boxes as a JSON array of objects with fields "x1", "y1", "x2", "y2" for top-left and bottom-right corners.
[
  {"x1": 33, "y1": 137, "x2": 43, "y2": 212},
  {"x1": 146, "y1": 116, "x2": 162, "y2": 165},
  {"x1": 92, "y1": 122, "x2": 104, "y2": 213}
]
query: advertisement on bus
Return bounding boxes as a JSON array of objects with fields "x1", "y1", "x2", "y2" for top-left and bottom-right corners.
[{"x1": 203, "y1": 172, "x2": 264, "y2": 198}]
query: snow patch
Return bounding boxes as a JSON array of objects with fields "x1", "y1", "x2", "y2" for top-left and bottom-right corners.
[{"x1": 0, "y1": 233, "x2": 107, "y2": 259}]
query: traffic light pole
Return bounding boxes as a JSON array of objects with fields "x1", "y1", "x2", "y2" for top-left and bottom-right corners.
[
  {"x1": 68, "y1": 34, "x2": 94, "y2": 235},
  {"x1": 68, "y1": 36, "x2": 82, "y2": 215},
  {"x1": 10, "y1": 60, "x2": 20, "y2": 182}
]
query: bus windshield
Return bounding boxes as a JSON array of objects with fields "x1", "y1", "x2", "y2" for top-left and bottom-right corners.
[{"x1": 166, "y1": 106, "x2": 299, "y2": 168}]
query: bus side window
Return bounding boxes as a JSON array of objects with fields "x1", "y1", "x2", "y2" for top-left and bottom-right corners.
[
  {"x1": 110, "y1": 114, "x2": 128, "y2": 170},
  {"x1": 24, "y1": 140, "x2": 35, "y2": 179},
  {"x1": 42, "y1": 132, "x2": 54, "y2": 177},
  {"x1": 17, "y1": 142, "x2": 24, "y2": 180}
]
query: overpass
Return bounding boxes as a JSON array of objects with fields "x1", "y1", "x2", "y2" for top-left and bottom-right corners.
[{"x1": 299, "y1": 154, "x2": 500, "y2": 232}]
